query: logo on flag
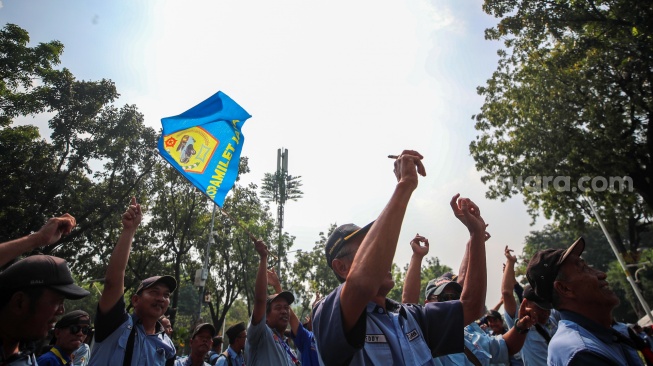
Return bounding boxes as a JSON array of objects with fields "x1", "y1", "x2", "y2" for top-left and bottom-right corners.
[{"x1": 157, "y1": 91, "x2": 251, "y2": 207}]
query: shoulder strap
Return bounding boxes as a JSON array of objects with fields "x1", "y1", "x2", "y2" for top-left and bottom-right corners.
[
  {"x1": 534, "y1": 323, "x2": 552, "y2": 344},
  {"x1": 123, "y1": 323, "x2": 138, "y2": 366},
  {"x1": 463, "y1": 346, "x2": 483, "y2": 366}
]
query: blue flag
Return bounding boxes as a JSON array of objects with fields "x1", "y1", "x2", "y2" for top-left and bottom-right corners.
[{"x1": 157, "y1": 91, "x2": 251, "y2": 207}]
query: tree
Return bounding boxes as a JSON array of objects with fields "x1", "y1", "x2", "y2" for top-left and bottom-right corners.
[
  {"x1": 205, "y1": 157, "x2": 279, "y2": 332},
  {"x1": 287, "y1": 224, "x2": 344, "y2": 316},
  {"x1": 144, "y1": 161, "x2": 213, "y2": 326},
  {"x1": 0, "y1": 23, "x2": 64, "y2": 126},
  {"x1": 471, "y1": 1, "x2": 653, "y2": 256}
]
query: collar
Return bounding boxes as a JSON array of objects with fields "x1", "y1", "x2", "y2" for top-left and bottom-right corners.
[
  {"x1": 366, "y1": 298, "x2": 404, "y2": 316},
  {"x1": 227, "y1": 346, "x2": 242, "y2": 358},
  {"x1": 559, "y1": 310, "x2": 618, "y2": 344},
  {"x1": 131, "y1": 313, "x2": 165, "y2": 335}
]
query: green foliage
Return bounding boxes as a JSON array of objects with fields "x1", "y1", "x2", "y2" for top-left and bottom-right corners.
[
  {"x1": 287, "y1": 223, "x2": 342, "y2": 316},
  {"x1": 205, "y1": 162, "x2": 279, "y2": 332},
  {"x1": 473, "y1": 0, "x2": 653, "y2": 253},
  {"x1": 0, "y1": 23, "x2": 64, "y2": 126}
]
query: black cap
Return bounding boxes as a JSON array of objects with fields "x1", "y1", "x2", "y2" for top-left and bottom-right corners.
[
  {"x1": 485, "y1": 310, "x2": 503, "y2": 321},
  {"x1": 191, "y1": 323, "x2": 216, "y2": 339},
  {"x1": 226, "y1": 322, "x2": 246, "y2": 341},
  {"x1": 325, "y1": 222, "x2": 374, "y2": 268},
  {"x1": 523, "y1": 284, "x2": 553, "y2": 310},
  {"x1": 425, "y1": 273, "x2": 462, "y2": 299},
  {"x1": 526, "y1": 237, "x2": 585, "y2": 304},
  {"x1": 135, "y1": 275, "x2": 177, "y2": 295},
  {"x1": 0, "y1": 255, "x2": 90, "y2": 300},
  {"x1": 267, "y1": 291, "x2": 295, "y2": 307},
  {"x1": 55, "y1": 310, "x2": 90, "y2": 329}
]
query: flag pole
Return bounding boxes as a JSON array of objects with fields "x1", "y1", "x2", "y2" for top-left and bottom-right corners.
[
  {"x1": 582, "y1": 195, "x2": 653, "y2": 325},
  {"x1": 196, "y1": 203, "x2": 217, "y2": 324}
]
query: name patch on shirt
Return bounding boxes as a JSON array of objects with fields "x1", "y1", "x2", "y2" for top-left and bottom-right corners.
[
  {"x1": 406, "y1": 329, "x2": 419, "y2": 342},
  {"x1": 365, "y1": 334, "x2": 387, "y2": 343}
]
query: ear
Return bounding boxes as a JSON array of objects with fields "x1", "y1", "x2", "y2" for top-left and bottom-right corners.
[
  {"x1": 8, "y1": 291, "x2": 30, "y2": 316},
  {"x1": 553, "y1": 280, "x2": 574, "y2": 299},
  {"x1": 331, "y1": 258, "x2": 351, "y2": 280},
  {"x1": 131, "y1": 294, "x2": 140, "y2": 308}
]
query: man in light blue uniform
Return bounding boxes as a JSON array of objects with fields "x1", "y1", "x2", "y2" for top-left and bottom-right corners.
[
  {"x1": 88, "y1": 198, "x2": 176, "y2": 366},
  {"x1": 246, "y1": 240, "x2": 300, "y2": 366},
  {"x1": 312, "y1": 150, "x2": 487, "y2": 365},
  {"x1": 527, "y1": 237, "x2": 643, "y2": 366},
  {"x1": 501, "y1": 246, "x2": 558, "y2": 366},
  {"x1": 174, "y1": 323, "x2": 216, "y2": 366},
  {"x1": 214, "y1": 323, "x2": 246, "y2": 366},
  {"x1": 0, "y1": 213, "x2": 90, "y2": 366},
  {"x1": 401, "y1": 226, "x2": 532, "y2": 366}
]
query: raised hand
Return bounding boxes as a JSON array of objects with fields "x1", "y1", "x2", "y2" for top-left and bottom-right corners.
[
  {"x1": 122, "y1": 197, "x2": 142, "y2": 230},
  {"x1": 410, "y1": 234, "x2": 429, "y2": 257},
  {"x1": 504, "y1": 245, "x2": 517, "y2": 263},
  {"x1": 391, "y1": 150, "x2": 426, "y2": 189},
  {"x1": 255, "y1": 239, "x2": 269, "y2": 258},
  {"x1": 34, "y1": 213, "x2": 77, "y2": 246},
  {"x1": 267, "y1": 268, "x2": 281, "y2": 292},
  {"x1": 517, "y1": 298, "x2": 537, "y2": 330},
  {"x1": 451, "y1": 194, "x2": 486, "y2": 234}
]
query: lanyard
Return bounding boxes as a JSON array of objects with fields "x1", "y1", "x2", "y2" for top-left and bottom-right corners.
[
  {"x1": 50, "y1": 347, "x2": 69, "y2": 365},
  {"x1": 271, "y1": 329, "x2": 300, "y2": 365}
]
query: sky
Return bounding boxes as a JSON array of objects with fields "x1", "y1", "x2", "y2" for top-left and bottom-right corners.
[{"x1": 0, "y1": 0, "x2": 550, "y2": 308}]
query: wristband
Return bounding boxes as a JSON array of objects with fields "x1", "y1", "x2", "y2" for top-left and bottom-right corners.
[{"x1": 515, "y1": 320, "x2": 530, "y2": 334}]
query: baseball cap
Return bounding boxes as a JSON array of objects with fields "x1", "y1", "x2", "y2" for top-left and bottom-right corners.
[
  {"x1": 226, "y1": 322, "x2": 246, "y2": 341},
  {"x1": 0, "y1": 255, "x2": 90, "y2": 300},
  {"x1": 191, "y1": 323, "x2": 216, "y2": 339},
  {"x1": 325, "y1": 221, "x2": 374, "y2": 268},
  {"x1": 425, "y1": 273, "x2": 462, "y2": 299},
  {"x1": 526, "y1": 237, "x2": 585, "y2": 304},
  {"x1": 55, "y1": 310, "x2": 90, "y2": 329},
  {"x1": 523, "y1": 284, "x2": 553, "y2": 310},
  {"x1": 267, "y1": 291, "x2": 295, "y2": 307},
  {"x1": 135, "y1": 275, "x2": 177, "y2": 295}
]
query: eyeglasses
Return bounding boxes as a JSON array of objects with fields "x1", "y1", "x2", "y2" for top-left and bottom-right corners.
[
  {"x1": 437, "y1": 293, "x2": 460, "y2": 302},
  {"x1": 68, "y1": 325, "x2": 92, "y2": 335}
]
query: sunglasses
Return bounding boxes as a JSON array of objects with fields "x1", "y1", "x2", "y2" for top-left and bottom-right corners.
[
  {"x1": 437, "y1": 293, "x2": 460, "y2": 302},
  {"x1": 68, "y1": 325, "x2": 92, "y2": 335}
]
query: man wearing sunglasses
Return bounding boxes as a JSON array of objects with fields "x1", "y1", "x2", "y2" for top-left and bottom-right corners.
[{"x1": 38, "y1": 310, "x2": 92, "y2": 366}]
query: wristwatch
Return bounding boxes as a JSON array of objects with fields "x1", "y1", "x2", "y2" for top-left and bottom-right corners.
[{"x1": 515, "y1": 319, "x2": 530, "y2": 334}]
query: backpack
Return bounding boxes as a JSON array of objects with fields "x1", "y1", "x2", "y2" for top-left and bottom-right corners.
[{"x1": 209, "y1": 351, "x2": 228, "y2": 365}]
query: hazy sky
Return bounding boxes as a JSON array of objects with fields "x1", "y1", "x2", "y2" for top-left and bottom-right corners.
[{"x1": 1, "y1": 0, "x2": 549, "y2": 307}]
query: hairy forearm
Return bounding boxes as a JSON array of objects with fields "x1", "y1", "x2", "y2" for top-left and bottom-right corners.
[
  {"x1": 347, "y1": 182, "x2": 414, "y2": 298},
  {"x1": 0, "y1": 234, "x2": 42, "y2": 267}
]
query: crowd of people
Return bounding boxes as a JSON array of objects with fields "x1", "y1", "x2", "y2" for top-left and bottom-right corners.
[{"x1": 0, "y1": 150, "x2": 650, "y2": 365}]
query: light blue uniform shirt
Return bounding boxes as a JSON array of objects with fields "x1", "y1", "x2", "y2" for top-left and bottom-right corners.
[
  {"x1": 504, "y1": 309, "x2": 558, "y2": 366},
  {"x1": 214, "y1": 346, "x2": 245, "y2": 366},
  {"x1": 245, "y1": 314, "x2": 297, "y2": 366},
  {"x1": 313, "y1": 283, "x2": 464, "y2": 366},
  {"x1": 433, "y1": 322, "x2": 509, "y2": 366}
]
